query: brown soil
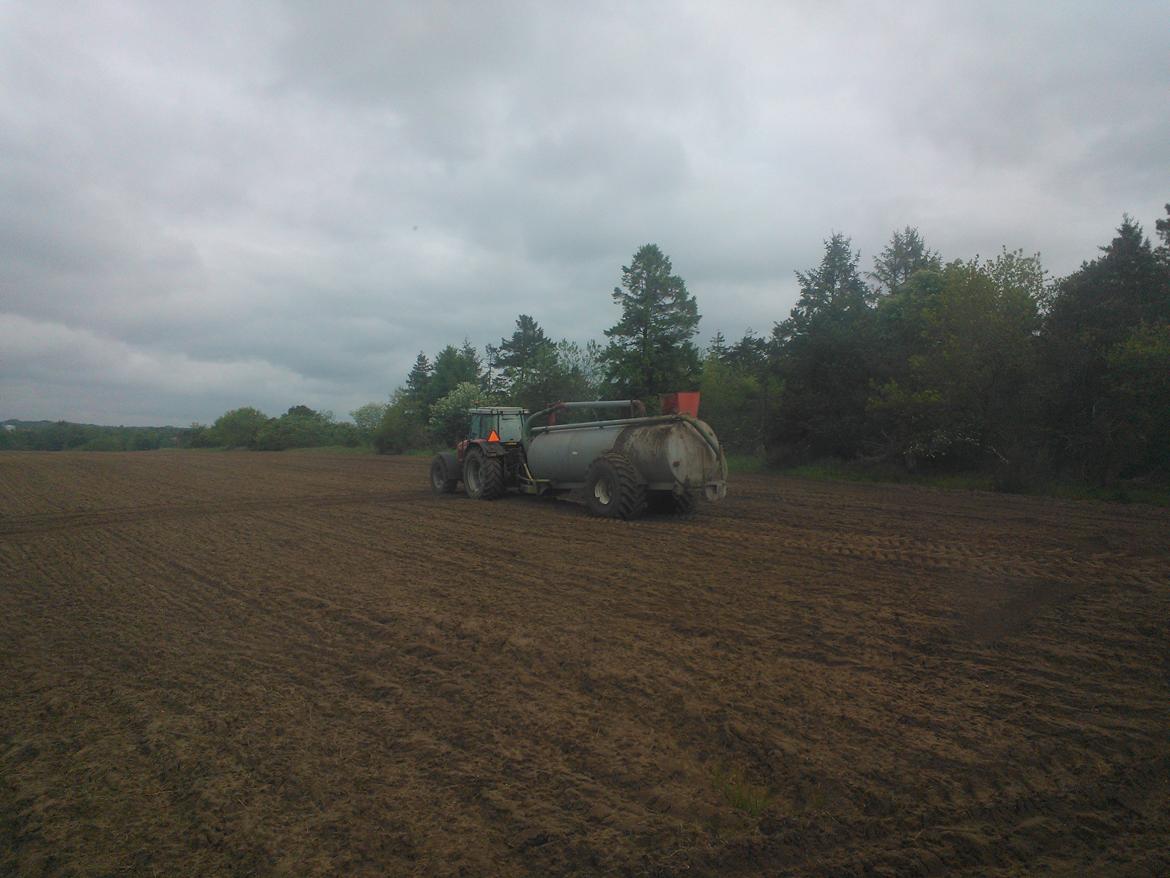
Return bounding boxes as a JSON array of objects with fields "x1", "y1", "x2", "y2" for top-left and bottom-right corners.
[{"x1": 1, "y1": 451, "x2": 1168, "y2": 877}]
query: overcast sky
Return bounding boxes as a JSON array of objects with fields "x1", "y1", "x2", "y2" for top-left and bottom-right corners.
[{"x1": 1, "y1": 1, "x2": 1166, "y2": 426}]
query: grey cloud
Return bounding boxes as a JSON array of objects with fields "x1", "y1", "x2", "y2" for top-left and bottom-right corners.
[{"x1": 1, "y1": 1, "x2": 1166, "y2": 425}]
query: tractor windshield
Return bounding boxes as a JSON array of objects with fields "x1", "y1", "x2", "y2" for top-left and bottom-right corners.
[
  {"x1": 495, "y1": 414, "x2": 523, "y2": 442},
  {"x1": 470, "y1": 410, "x2": 524, "y2": 442}
]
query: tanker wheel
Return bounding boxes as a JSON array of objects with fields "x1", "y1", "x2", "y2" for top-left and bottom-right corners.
[
  {"x1": 463, "y1": 449, "x2": 504, "y2": 500},
  {"x1": 649, "y1": 490, "x2": 696, "y2": 515},
  {"x1": 430, "y1": 455, "x2": 457, "y2": 494},
  {"x1": 584, "y1": 452, "x2": 646, "y2": 520}
]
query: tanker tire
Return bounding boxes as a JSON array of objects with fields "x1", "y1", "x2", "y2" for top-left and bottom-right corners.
[
  {"x1": 464, "y1": 449, "x2": 505, "y2": 500},
  {"x1": 672, "y1": 491, "x2": 696, "y2": 515},
  {"x1": 585, "y1": 452, "x2": 647, "y2": 520},
  {"x1": 647, "y1": 490, "x2": 695, "y2": 515},
  {"x1": 430, "y1": 454, "x2": 457, "y2": 494},
  {"x1": 649, "y1": 490, "x2": 696, "y2": 515}
]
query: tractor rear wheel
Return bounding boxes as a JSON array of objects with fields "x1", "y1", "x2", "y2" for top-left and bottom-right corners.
[
  {"x1": 430, "y1": 454, "x2": 457, "y2": 494},
  {"x1": 584, "y1": 452, "x2": 646, "y2": 520},
  {"x1": 463, "y1": 449, "x2": 505, "y2": 500}
]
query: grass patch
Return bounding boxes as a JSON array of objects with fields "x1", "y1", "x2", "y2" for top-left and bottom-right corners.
[
  {"x1": 725, "y1": 453, "x2": 766, "y2": 474},
  {"x1": 403, "y1": 448, "x2": 440, "y2": 458},
  {"x1": 713, "y1": 766, "x2": 770, "y2": 817},
  {"x1": 785, "y1": 460, "x2": 996, "y2": 492},
  {"x1": 780, "y1": 458, "x2": 1170, "y2": 507},
  {"x1": 1041, "y1": 480, "x2": 1170, "y2": 508}
]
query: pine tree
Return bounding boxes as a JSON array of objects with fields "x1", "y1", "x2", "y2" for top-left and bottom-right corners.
[
  {"x1": 707, "y1": 331, "x2": 729, "y2": 361},
  {"x1": 405, "y1": 352, "x2": 432, "y2": 402},
  {"x1": 429, "y1": 344, "x2": 481, "y2": 406},
  {"x1": 869, "y1": 227, "x2": 942, "y2": 294},
  {"x1": 777, "y1": 233, "x2": 872, "y2": 346},
  {"x1": 1042, "y1": 216, "x2": 1170, "y2": 480},
  {"x1": 496, "y1": 315, "x2": 554, "y2": 392},
  {"x1": 602, "y1": 244, "x2": 701, "y2": 399},
  {"x1": 771, "y1": 233, "x2": 876, "y2": 458}
]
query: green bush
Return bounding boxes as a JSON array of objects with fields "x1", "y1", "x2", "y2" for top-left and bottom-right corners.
[
  {"x1": 211, "y1": 407, "x2": 270, "y2": 448},
  {"x1": 373, "y1": 391, "x2": 429, "y2": 454},
  {"x1": 428, "y1": 382, "x2": 486, "y2": 448},
  {"x1": 253, "y1": 407, "x2": 345, "y2": 450}
]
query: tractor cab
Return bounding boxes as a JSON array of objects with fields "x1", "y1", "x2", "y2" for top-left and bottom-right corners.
[{"x1": 467, "y1": 406, "x2": 527, "y2": 444}]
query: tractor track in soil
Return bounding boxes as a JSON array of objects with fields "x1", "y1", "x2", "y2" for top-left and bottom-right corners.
[{"x1": 1, "y1": 451, "x2": 1168, "y2": 877}]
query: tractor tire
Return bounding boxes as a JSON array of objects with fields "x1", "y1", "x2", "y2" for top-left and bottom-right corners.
[
  {"x1": 649, "y1": 489, "x2": 696, "y2": 515},
  {"x1": 463, "y1": 449, "x2": 505, "y2": 500},
  {"x1": 584, "y1": 452, "x2": 647, "y2": 520},
  {"x1": 430, "y1": 454, "x2": 458, "y2": 494}
]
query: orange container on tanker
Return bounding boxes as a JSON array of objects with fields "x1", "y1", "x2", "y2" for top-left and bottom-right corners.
[{"x1": 661, "y1": 392, "x2": 701, "y2": 417}]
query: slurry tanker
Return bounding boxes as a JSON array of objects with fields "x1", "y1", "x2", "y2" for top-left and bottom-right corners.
[{"x1": 429, "y1": 395, "x2": 727, "y2": 519}]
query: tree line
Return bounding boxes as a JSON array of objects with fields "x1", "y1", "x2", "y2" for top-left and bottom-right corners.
[
  {"x1": 14, "y1": 204, "x2": 1167, "y2": 491},
  {"x1": 366, "y1": 243, "x2": 700, "y2": 452},
  {"x1": 0, "y1": 421, "x2": 187, "y2": 451},
  {"x1": 186, "y1": 405, "x2": 363, "y2": 450},
  {"x1": 365, "y1": 206, "x2": 1170, "y2": 489}
]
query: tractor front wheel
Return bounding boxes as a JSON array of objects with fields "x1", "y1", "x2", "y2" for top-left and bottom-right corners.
[
  {"x1": 463, "y1": 449, "x2": 505, "y2": 500},
  {"x1": 584, "y1": 452, "x2": 646, "y2": 520},
  {"x1": 430, "y1": 454, "x2": 457, "y2": 494}
]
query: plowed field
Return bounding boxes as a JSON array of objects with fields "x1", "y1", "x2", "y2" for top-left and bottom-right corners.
[{"x1": 2, "y1": 451, "x2": 1168, "y2": 877}]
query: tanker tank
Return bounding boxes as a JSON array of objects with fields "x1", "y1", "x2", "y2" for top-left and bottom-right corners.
[{"x1": 524, "y1": 413, "x2": 727, "y2": 501}]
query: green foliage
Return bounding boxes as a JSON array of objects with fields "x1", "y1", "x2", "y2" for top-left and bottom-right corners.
[
  {"x1": 867, "y1": 253, "x2": 1043, "y2": 470},
  {"x1": 428, "y1": 343, "x2": 482, "y2": 409},
  {"x1": 699, "y1": 353, "x2": 775, "y2": 453},
  {"x1": 555, "y1": 339, "x2": 603, "y2": 400},
  {"x1": 602, "y1": 244, "x2": 701, "y2": 399},
  {"x1": 373, "y1": 390, "x2": 429, "y2": 454},
  {"x1": 405, "y1": 353, "x2": 433, "y2": 405},
  {"x1": 1041, "y1": 217, "x2": 1170, "y2": 482},
  {"x1": 724, "y1": 453, "x2": 767, "y2": 473},
  {"x1": 494, "y1": 315, "x2": 553, "y2": 391},
  {"x1": 350, "y1": 402, "x2": 388, "y2": 441},
  {"x1": 778, "y1": 233, "x2": 873, "y2": 345},
  {"x1": 707, "y1": 330, "x2": 729, "y2": 360},
  {"x1": 1156, "y1": 203, "x2": 1170, "y2": 251},
  {"x1": 1104, "y1": 323, "x2": 1170, "y2": 477},
  {"x1": 211, "y1": 406, "x2": 270, "y2": 448},
  {"x1": 15, "y1": 209, "x2": 1168, "y2": 498},
  {"x1": 770, "y1": 233, "x2": 876, "y2": 460},
  {"x1": 869, "y1": 226, "x2": 941, "y2": 294},
  {"x1": 185, "y1": 423, "x2": 215, "y2": 448},
  {"x1": 0, "y1": 420, "x2": 183, "y2": 451},
  {"x1": 428, "y1": 382, "x2": 486, "y2": 448},
  {"x1": 254, "y1": 407, "x2": 330, "y2": 450},
  {"x1": 713, "y1": 766, "x2": 770, "y2": 817},
  {"x1": 503, "y1": 338, "x2": 602, "y2": 410},
  {"x1": 487, "y1": 316, "x2": 591, "y2": 409}
]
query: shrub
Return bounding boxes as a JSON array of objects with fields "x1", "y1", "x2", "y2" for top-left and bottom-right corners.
[
  {"x1": 428, "y1": 382, "x2": 486, "y2": 448},
  {"x1": 374, "y1": 392, "x2": 429, "y2": 454},
  {"x1": 211, "y1": 407, "x2": 270, "y2": 448}
]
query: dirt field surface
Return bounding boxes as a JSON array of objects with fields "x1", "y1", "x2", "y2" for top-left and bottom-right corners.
[{"x1": 2, "y1": 451, "x2": 1168, "y2": 877}]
